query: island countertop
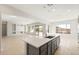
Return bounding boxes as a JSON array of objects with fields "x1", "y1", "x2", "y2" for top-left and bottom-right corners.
[{"x1": 18, "y1": 34, "x2": 60, "y2": 48}]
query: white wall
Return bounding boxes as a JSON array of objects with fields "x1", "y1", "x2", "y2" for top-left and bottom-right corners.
[
  {"x1": 0, "y1": 5, "x2": 36, "y2": 36},
  {"x1": 7, "y1": 21, "x2": 13, "y2": 36},
  {"x1": 49, "y1": 19, "x2": 78, "y2": 40},
  {"x1": 0, "y1": 13, "x2": 2, "y2": 51},
  {"x1": 0, "y1": 5, "x2": 24, "y2": 36},
  {"x1": 70, "y1": 19, "x2": 78, "y2": 39},
  {"x1": 5, "y1": 15, "x2": 36, "y2": 36},
  {"x1": 0, "y1": 5, "x2": 78, "y2": 38},
  {"x1": 49, "y1": 23, "x2": 56, "y2": 34},
  {"x1": 7, "y1": 19, "x2": 30, "y2": 36}
]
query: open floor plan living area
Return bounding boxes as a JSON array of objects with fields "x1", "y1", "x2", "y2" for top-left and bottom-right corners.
[{"x1": 0, "y1": 4, "x2": 79, "y2": 55}]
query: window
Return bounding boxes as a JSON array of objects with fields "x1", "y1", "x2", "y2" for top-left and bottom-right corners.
[
  {"x1": 35, "y1": 25, "x2": 43, "y2": 36},
  {"x1": 56, "y1": 24, "x2": 71, "y2": 34},
  {"x1": 12, "y1": 24, "x2": 16, "y2": 34},
  {"x1": 27, "y1": 24, "x2": 44, "y2": 36}
]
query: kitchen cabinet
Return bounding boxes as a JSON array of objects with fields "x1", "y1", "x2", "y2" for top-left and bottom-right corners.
[
  {"x1": 26, "y1": 35, "x2": 60, "y2": 55},
  {"x1": 27, "y1": 41, "x2": 51, "y2": 55},
  {"x1": 52, "y1": 36, "x2": 60, "y2": 54}
]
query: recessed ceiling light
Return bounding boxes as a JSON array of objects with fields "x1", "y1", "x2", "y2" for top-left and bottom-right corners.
[
  {"x1": 52, "y1": 9, "x2": 56, "y2": 12},
  {"x1": 43, "y1": 6, "x2": 46, "y2": 8},
  {"x1": 67, "y1": 9, "x2": 71, "y2": 12}
]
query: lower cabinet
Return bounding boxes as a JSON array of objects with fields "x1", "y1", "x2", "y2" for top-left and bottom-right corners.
[
  {"x1": 40, "y1": 44, "x2": 48, "y2": 55},
  {"x1": 52, "y1": 40, "x2": 56, "y2": 54},
  {"x1": 27, "y1": 36, "x2": 60, "y2": 55},
  {"x1": 52, "y1": 36, "x2": 60, "y2": 54},
  {"x1": 27, "y1": 44, "x2": 39, "y2": 55},
  {"x1": 57, "y1": 36, "x2": 60, "y2": 48},
  {"x1": 48, "y1": 41, "x2": 52, "y2": 55},
  {"x1": 27, "y1": 41, "x2": 52, "y2": 55}
]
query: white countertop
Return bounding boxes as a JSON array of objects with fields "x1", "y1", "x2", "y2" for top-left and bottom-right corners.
[
  {"x1": 3, "y1": 34, "x2": 60, "y2": 48},
  {"x1": 18, "y1": 34, "x2": 60, "y2": 48}
]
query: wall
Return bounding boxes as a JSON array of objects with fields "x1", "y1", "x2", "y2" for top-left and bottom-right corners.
[
  {"x1": 70, "y1": 19, "x2": 77, "y2": 39},
  {"x1": 5, "y1": 15, "x2": 36, "y2": 36},
  {"x1": 49, "y1": 23, "x2": 56, "y2": 34},
  {"x1": 49, "y1": 19, "x2": 78, "y2": 40},
  {"x1": 6, "y1": 19, "x2": 30, "y2": 36},
  {"x1": 78, "y1": 18, "x2": 79, "y2": 41},
  {"x1": 0, "y1": 5, "x2": 36, "y2": 36},
  {"x1": 0, "y1": 13, "x2": 2, "y2": 52}
]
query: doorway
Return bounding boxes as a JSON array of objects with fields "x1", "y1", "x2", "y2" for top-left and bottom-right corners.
[{"x1": 2, "y1": 21, "x2": 7, "y2": 37}]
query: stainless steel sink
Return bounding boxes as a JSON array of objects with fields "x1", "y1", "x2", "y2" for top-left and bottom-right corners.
[{"x1": 45, "y1": 36, "x2": 55, "y2": 39}]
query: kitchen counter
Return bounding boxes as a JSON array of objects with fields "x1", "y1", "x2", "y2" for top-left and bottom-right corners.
[
  {"x1": 24, "y1": 34, "x2": 60, "y2": 55},
  {"x1": 19, "y1": 34, "x2": 59, "y2": 48}
]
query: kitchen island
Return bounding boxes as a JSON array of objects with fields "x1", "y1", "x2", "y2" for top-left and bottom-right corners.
[{"x1": 21, "y1": 34, "x2": 60, "y2": 55}]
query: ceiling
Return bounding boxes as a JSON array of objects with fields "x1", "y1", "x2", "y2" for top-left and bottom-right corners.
[{"x1": 8, "y1": 4, "x2": 79, "y2": 23}]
